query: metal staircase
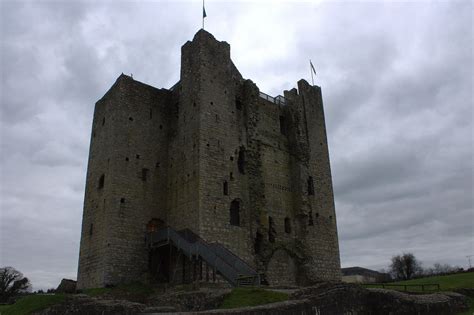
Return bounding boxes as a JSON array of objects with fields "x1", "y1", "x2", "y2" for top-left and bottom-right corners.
[{"x1": 146, "y1": 227, "x2": 260, "y2": 286}]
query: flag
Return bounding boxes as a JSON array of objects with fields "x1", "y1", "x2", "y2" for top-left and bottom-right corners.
[
  {"x1": 310, "y1": 60, "x2": 316, "y2": 76},
  {"x1": 203, "y1": 6, "x2": 207, "y2": 18}
]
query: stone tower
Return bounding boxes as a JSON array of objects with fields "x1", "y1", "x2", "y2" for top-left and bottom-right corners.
[{"x1": 77, "y1": 30, "x2": 341, "y2": 289}]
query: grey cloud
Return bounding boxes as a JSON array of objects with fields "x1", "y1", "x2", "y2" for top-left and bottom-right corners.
[{"x1": 1, "y1": 1, "x2": 472, "y2": 289}]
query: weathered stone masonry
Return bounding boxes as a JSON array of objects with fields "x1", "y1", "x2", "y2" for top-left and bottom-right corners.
[{"x1": 77, "y1": 30, "x2": 341, "y2": 289}]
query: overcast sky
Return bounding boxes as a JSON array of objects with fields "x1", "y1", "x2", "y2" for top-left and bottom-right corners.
[{"x1": 1, "y1": 0, "x2": 472, "y2": 290}]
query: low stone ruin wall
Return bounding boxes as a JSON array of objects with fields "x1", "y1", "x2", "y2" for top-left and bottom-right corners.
[
  {"x1": 33, "y1": 282, "x2": 469, "y2": 315},
  {"x1": 288, "y1": 282, "x2": 468, "y2": 315}
]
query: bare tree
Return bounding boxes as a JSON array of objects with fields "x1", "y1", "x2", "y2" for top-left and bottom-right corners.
[
  {"x1": 430, "y1": 263, "x2": 461, "y2": 275},
  {"x1": 0, "y1": 267, "x2": 31, "y2": 302},
  {"x1": 389, "y1": 253, "x2": 423, "y2": 280}
]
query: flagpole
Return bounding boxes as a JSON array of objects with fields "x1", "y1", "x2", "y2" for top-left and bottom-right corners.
[
  {"x1": 202, "y1": 0, "x2": 205, "y2": 30},
  {"x1": 310, "y1": 60, "x2": 314, "y2": 86}
]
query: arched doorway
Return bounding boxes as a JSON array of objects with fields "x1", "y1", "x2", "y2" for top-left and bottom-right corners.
[{"x1": 266, "y1": 249, "x2": 297, "y2": 286}]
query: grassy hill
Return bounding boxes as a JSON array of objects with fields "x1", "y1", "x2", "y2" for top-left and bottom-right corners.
[
  {"x1": 365, "y1": 272, "x2": 474, "y2": 292},
  {"x1": 392, "y1": 272, "x2": 474, "y2": 291}
]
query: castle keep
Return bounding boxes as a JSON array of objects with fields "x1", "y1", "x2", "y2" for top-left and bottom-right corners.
[{"x1": 77, "y1": 30, "x2": 341, "y2": 289}]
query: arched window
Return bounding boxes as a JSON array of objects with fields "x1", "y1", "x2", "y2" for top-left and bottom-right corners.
[
  {"x1": 223, "y1": 181, "x2": 229, "y2": 195},
  {"x1": 268, "y1": 216, "x2": 276, "y2": 243},
  {"x1": 146, "y1": 218, "x2": 165, "y2": 232},
  {"x1": 284, "y1": 217, "x2": 291, "y2": 233},
  {"x1": 230, "y1": 200, "x2": 240, "y2": 226}
]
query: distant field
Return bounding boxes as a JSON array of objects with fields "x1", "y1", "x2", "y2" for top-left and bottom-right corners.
[{"x1": 364, "y1": 272, "x2": 474, "y2": 292}]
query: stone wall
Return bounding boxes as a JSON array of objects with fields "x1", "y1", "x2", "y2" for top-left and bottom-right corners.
[
  {"x1": 77, "y1": 29, "x2": 341, "y2": 288},
  {"x1": 34, "y1": 284, "x2": 469, "y2": 315},
  {"x1": 77, "y1": 75, "x2": 171, "y2": 288}
]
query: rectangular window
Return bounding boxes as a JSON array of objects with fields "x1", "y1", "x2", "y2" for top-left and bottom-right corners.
[
  {"x1": 308, "y1": 176, "x2": 315, "y2": 195},
  {"x1": 284, "y1": 217, "x2": 291, "y2": 233},
  {"x1": 223, "y1": 181, "x2": 229, "y2": 195},
  {"x1": 230, "y1": 200, "x2": 240, "y2": 226},
  {"x1": 98, "y1": 174, "x2": 105, "y2": 189}
]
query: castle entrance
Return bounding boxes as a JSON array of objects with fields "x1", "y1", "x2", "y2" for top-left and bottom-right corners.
[{"x1": 149, "y1": 245, "x2": 172, "y2": 282}]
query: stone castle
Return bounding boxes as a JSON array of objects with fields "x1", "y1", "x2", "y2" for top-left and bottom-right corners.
[{"x1": 77, "y1": 30, "x2": 341, "y2": 289}]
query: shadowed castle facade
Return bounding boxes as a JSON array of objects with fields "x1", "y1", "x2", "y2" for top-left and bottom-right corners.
[{"x1": 77, "y1": 30, "x2": 341, "y2": 289}]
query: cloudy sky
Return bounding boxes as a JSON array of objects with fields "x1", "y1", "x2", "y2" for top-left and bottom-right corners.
[{"x1": 1, "y1": 0, "x2": 472, "y2": 290}]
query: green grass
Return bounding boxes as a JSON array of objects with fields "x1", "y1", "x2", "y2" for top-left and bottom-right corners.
[
  {"x1": 0, "y1": 294, "x2": 66, "y2": 315},
  {"x1": 365, "y1": 272, "x2": 474, "y2": 292},
  {"x1": 392, "y1": 272, "x2": 474, "y2": 291},
  {"x1": 219, "y1": 287, "x2": 288, "y2": 309},
  {"x1": 83, "y1": 282, "x2": 155, "y2": 303},
  {"x1": 83, "y1": 287, "x2": 111, "y2": 296}
]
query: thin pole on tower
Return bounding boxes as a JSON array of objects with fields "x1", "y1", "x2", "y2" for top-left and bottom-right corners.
[
  {"x1": 309, "y1": 59, "x2": 316, "y2": 86},
  {"x1": 202, "y1": 0, "x2": 206, "y2": 30},
  {"x1": 467, "y1": 255, "x2": 473, "y2": 269}
]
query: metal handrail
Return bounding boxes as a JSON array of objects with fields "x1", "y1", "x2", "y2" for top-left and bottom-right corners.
[
  {"x1": 364, "y1": 283, "x2": 440, "y2": 292},
  {"x1": 146, "y1": 227, "x2": 259, "y2": 286},
  {"x1": 259, "y1": 91, "x2": 287, "y2": 106},
  {"x1": 208, "y1": 243, "x2": 256, "y2": 275}
]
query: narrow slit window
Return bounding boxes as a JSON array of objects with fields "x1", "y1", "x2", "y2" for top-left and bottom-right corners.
[
  {"x1": 98, "y1": 174, "x2": 105, "y2": 189},
  {"x1": 268, "y1": 216, "x2": 276, "y2": 243},
  {"x1": 89, "y1": 223, "x2": 93, "y2": 236},
  {"x1": 254, "y1": 231, "x2": 263, "y2": 254},
  {"x1": 237, "y1": 146, "x2": 246, "y2": 174},
  {"x1": 284, "y1": 217, "x2": 291, "y2": 234},
  {"x1": 223, "y1": 181, "x2": 229, "y2": 195},
  {"x1": 308, "y1": 176, "x2": 315, "y2": 195}
]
